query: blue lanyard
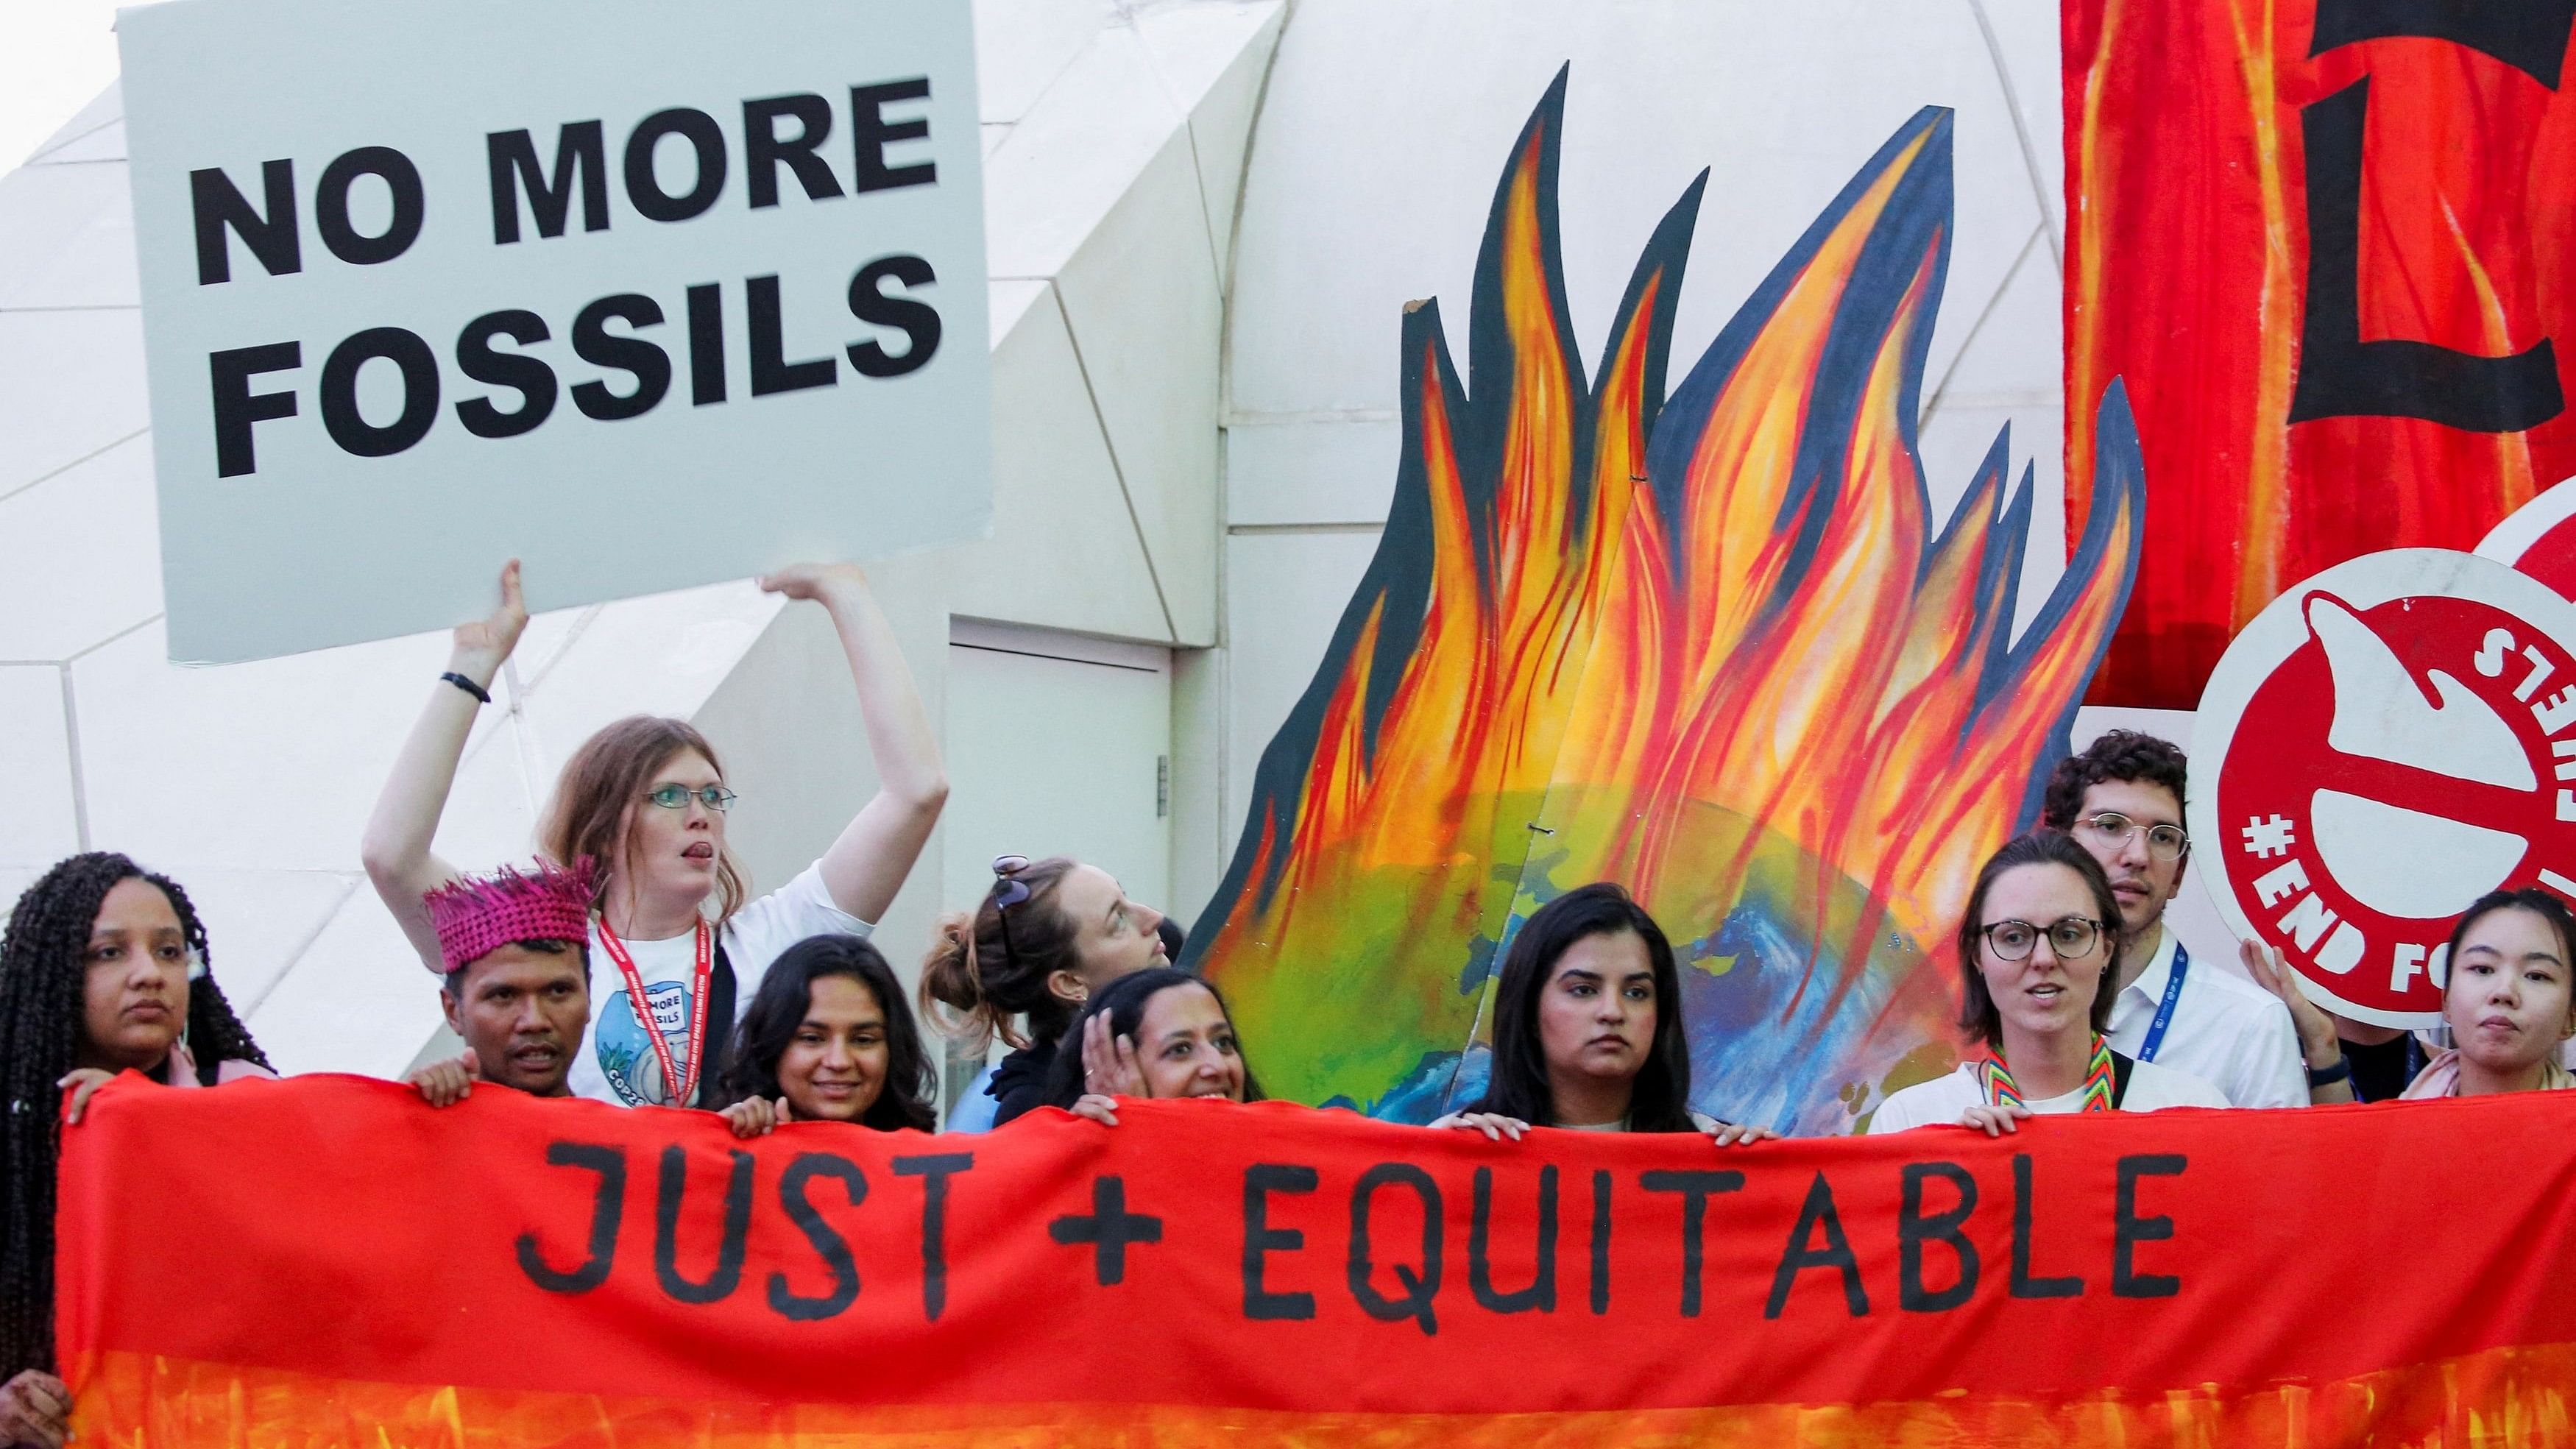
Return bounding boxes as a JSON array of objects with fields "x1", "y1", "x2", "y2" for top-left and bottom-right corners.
[{"x1": 2137, "y1": 940, "x2": 2190, "y2": 1063}]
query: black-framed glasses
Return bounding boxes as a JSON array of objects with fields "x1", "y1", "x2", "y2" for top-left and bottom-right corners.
[
  {"x1": 1981, "y1": 916, "x2": 2106, "y2": 962},
  {"x1": 2075, "y1": 812, "x2": 2187, "y2": 862},
  {"x1": 644, "y1": 784, "x2": 737, "y2": 813},
  {"x1": 990, "y1": 854, "x2": 1032, "y2": 966}
]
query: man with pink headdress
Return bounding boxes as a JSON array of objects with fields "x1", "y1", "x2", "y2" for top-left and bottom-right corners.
[{"x1": 405, "y1": 862, "x2": 595, "y2": 1105}]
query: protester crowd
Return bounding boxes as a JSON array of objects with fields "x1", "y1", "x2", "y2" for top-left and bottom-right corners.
[{"x1": 4, "y1": 561, "x2": 2572, "y2": 1448}]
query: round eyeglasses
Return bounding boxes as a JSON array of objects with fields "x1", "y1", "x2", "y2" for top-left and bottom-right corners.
[
  {"x1": 2074, "y1": 812, "x2": 2188, "y2": 862},
  {"x1": 1981, "y1": 915, "x2": 2106, "y2": 962},
  {"x1": 643, "y1": 784, "x2": 737, "y2": 813}
]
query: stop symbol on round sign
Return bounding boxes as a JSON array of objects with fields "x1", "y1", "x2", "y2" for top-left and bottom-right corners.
[
  {"x1": 2478, "y1": 476, "x2": 2576, "y2": 602},
  {"x1": 2190, "y1": 548, "x2": 2576, "y2": 1029}
]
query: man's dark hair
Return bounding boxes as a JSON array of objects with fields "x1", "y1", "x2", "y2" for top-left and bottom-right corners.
[
  {"x1": 2040, "y1": 729, "x2": 2190, "y2": 830},
  {"x1": 1461, "y1": 882, "x2": 1695, "y2": 1132},
  {"x1": 1, "y1": 853, "x2": 269, "y2": 1381}
]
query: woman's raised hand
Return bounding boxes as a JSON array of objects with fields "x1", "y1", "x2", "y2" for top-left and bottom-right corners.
[
  {"x1": 1427, "y1": 1111, "x2": 1528, "y2": 1141},
  {"x1": 450, "y1": 559, "x2": 529, "y2": 678},
  {"x1": 757, "y1": 561, "x2": 868, "y2": 605},
  {"x1": 1956, "y1": 1102, "x2": 2030, "y2": 1137},
  {"x1": 1079, "y1": 1012, "x2": 1149, "y2": 1099}
]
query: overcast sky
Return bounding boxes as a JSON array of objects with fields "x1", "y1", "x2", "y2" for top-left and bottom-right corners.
[{"x1": 3, "y1": 0, "x2": 125, "y2": 167}]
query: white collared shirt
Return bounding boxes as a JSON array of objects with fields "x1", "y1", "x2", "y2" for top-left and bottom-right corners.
[
  {"x1": 2106, "y1": 929, "x2": 2307, "y2": 1108},
  {"x1": 1866, "y1": 1057, "x2": 2228, "y2": 1133}
]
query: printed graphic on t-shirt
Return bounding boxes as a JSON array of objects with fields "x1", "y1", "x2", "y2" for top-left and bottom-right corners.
[{"x1": 595, "y1": 981, "x2": 696, "y2": 1106}]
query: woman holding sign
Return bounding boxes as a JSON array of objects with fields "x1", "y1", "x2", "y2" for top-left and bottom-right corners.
[
  {"x1": 711, "y1": 933, "x2": 941, "y2": 1136},
  {"x1": 1041, "y1": 966, "x2": 1263, "y2": 1122},
  {"x1": 1869, "y1": 832, "x2": 2227, "y2": 1135},
  {"x1": 2399, "y1": 888, "x2": 2576, "y2": 1098},
  {"x1": 1428, "y1": 883, "x2": 1777, "y2": 1146},
  {"x1": 362, "y1": 560, "x2": 946, "y2": 1108}
]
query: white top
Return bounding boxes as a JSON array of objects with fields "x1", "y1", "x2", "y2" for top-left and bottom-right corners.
[
  {"x1": 2107, "y1": 930, "x2": 2307, "y2": 1108},
  {"x1": 568, "y1": 863, "x2": 871, "y2": 1108},
  {"x1": 1866, "y1": 1055, "x2": 2230, "y2": 1133}
]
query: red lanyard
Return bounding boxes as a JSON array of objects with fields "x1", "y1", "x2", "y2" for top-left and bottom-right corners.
[{"x1": 593, "y1": 916, "x2": 712, "y2": 1106}]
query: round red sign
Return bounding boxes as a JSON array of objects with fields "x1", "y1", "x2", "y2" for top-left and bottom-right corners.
[
  {"x1": 2192, "y1": 549, "x2": 2576, "y2": 1027},
  {"x1": 2478, "y1": 477, "x2": 2576, "y2": 603}
]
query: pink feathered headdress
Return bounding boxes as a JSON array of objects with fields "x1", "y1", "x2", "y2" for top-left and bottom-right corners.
[{"x1": 423, "y1": 860, "x2": 595, "y2": 974}]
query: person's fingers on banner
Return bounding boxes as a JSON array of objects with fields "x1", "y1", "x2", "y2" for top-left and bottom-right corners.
[
  {"x1": 405, "y1": 1050, "x2": 479, "y2": 1108},
  {"x1": 1426, "y1": 1111, "x2": 1527, "y2": 1141},
  {"x1": 1069, "y1": 1092, "x2": 1122, "y2": 1126},
  {"x1": 1708, "y1": 1122, "x2": 1780, "y2": 1148},
  {"x1": 56, "y1": 1068, "x2": 117, "y2": 1126},
  {"x1": 1079, "y1": 1012, "x2": 1149, "y2": 1099},
  {"x1": 452, "y1": 559, "x2": 528, "y2": 672},
  {"x1": 0, "y1": 1369, "x2": 71, "y2": 1449},
  {"x1": 721, "y1": 1097, "x2": 785, "y2": 1138},
  {"x1": 1958, "y1": 1103, "x2": 2028, "y2": 1137}
]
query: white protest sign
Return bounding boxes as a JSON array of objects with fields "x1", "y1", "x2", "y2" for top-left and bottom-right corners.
[{"x1": 118, "y1": 0, "x2": 989, "y2": 662}]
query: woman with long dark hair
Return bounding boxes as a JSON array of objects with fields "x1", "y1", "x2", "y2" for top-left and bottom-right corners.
[
  {"x1": 364, "y1": 559, "x2": 945, "y2": 1110},
  {"x1": 2400, "y1": 888, "x2": 2576, "y2": 1098},
  {"x1": 1, "y1": 854, "x2": 273, "y2": 1448},
  {"x1": 1429, "y1": 883, "x2": 1774, "y2": 1144},
  {"x1": 1039, "y1": 966, "x2": 1259, "y2": 1124},
  {"x1": 712, "y1": 934, "x2": 938, "y2": 1134},
  {"x1": 1869, "y1": 832, "x2": 2227, "y2": 1134}
]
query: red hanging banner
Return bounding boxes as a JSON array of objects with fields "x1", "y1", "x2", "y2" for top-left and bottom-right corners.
[
  {"x1": 2065, "y1": 0, "x2": 2576, "y2": 708},
  {"x1": 52, "y1": 1077, "x2": 2576, "y2": 1445}
]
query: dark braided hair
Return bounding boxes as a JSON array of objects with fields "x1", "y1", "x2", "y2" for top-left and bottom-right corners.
[{"x1": 1, "y1": 852, "x2": 270, "y2": 1381}]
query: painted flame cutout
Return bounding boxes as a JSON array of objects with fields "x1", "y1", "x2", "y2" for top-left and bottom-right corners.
[{"x1": 1184, "y1": 71, "x2": 2148, "y2": 1132}]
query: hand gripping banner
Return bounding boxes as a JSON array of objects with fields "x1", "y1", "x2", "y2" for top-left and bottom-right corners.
[{"x1": 54, "y1": 1078, "x2": 2576, "y2": 1444}]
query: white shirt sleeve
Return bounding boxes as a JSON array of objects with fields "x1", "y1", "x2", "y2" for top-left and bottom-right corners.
[
  {"x1": 1865, "y1": 1071, "x2": 1975, "y2": 1133},
  {"x1": 717, "y1": 862, "x2": 875, "y2": 1000},
  {"x1": 2238, "y1": 996, "x2": 2310, "y2": 1109}
]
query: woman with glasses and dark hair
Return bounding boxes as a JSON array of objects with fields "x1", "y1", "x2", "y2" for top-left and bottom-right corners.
[
  {"x1": 1870, "y1": 832, "x2": 2227, "y2": 1136},
  {"x1": 3, "y1": 853, "x2": 274, "y2": 1449},
  {"x1": 920, "y1": 854, "x2": 1170, "y2": 1127},
  {"x1": 711, "y1": 934, "x2": 940, "y2": 1136},
  {"x1": 2399, "y1": 888, "x2": 2576, "y2": 1098},
  {"x1": 363, "y1": 560, "x2": 946, "y2": 1109},
  {"x1": 1428, "y1": 883, "x2": 1776, "y2": 1145},
  {"x1": 1038, "y1": 966, "x2": 1259, "y2": 1122}
]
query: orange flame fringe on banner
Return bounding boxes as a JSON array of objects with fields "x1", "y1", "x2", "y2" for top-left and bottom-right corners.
[{"x1": 1187, "y1": 71, "x2": 2148, "y2": 1133}]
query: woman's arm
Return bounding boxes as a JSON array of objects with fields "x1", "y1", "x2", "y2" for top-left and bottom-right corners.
[
  {"x1": 361, "y1": 561, "x2": 528, "y2": 968},
  {"x1": 758, "y1": 563, "x2": 948, "y2": 923}
]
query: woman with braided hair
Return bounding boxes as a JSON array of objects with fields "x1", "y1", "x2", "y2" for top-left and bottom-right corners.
[{"x1": 0, "y1": 853, "x2": 273, "y2": 1448}]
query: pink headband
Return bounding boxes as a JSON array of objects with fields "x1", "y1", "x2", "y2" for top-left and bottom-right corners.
[{"x1": 423, "y1": 860, "x2": 595, "y2": 974}]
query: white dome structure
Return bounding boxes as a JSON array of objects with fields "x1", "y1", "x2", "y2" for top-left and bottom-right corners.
[{"x1": 2, "y1": 0, "x2": 2109, "y2": 1087}]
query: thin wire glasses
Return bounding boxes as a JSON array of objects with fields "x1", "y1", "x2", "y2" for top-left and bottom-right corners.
[
  {"x1": 644, "y1": 784, "x2": 738, "y2": 813},
  {"x1": 2074, "y1": 812, "x2": 2188, "y2": 861},
  {"x1": 1981, "y1": 916, "x2": 2106, "y2": 962}
]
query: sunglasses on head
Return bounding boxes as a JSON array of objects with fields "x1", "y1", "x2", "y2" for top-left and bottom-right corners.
[{"x1": 991, "y1": 854, "x2": 1030, "y2": 967}]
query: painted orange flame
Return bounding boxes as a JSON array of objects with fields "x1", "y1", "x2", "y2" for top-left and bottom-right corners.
[{"x1": 1189, "y1": 73, "x2": 2148, "y2": 1130}]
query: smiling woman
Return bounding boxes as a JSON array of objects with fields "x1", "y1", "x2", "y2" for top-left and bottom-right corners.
[
  {"x1": 361, "y1": 559, "x2": 947, "y2": 1110},
  {"x1": 710, "y1": 933, "x2": 938, "y2": 1135},
  {"x1": 1036, "y1": 966, "x2": 1262, "y2": 1124}
]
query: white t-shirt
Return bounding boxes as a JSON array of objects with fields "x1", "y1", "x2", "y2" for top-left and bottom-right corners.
[
  {"x1": 568, "y1": 863, "x2": 872, "y2": 1108},
  {"x1": 2107, "y1": 930, "x2": 2307, "y2": 1108},
  {"x1": 1865, "y1": 1056, "x2": 2229, "y2": 1133}
]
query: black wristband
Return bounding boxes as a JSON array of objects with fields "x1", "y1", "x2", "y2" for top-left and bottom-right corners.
[
  {"x1": 2306, "y1": 1055, "x2": 2352, "y2": 1089},
  {"x1": 441, "y1": 670, "x2": 492, "y2": 705}
]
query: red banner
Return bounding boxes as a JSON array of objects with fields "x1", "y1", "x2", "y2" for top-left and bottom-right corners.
[
  {"x1": 2065, "y1": 1, "x2": 2576, "y2": 708},
  {"x1": 54, "y1": 1077, "x2": 2576, "y2": 1444}
]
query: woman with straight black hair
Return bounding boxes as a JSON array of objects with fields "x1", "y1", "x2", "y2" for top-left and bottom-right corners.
[
  {"x1": 1040, "y1": 966, "x2": 1262, "y2": 1124},
  {"x1": 712, "y1": 934, "x2": 938, "y2": 1136},
  {"x1": 2400, "y1": 887, "x2": 2576, "y2": 1098},
  {"x1": 1430, "y1": 882, "x2": 1775, "y2": 1144}
]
